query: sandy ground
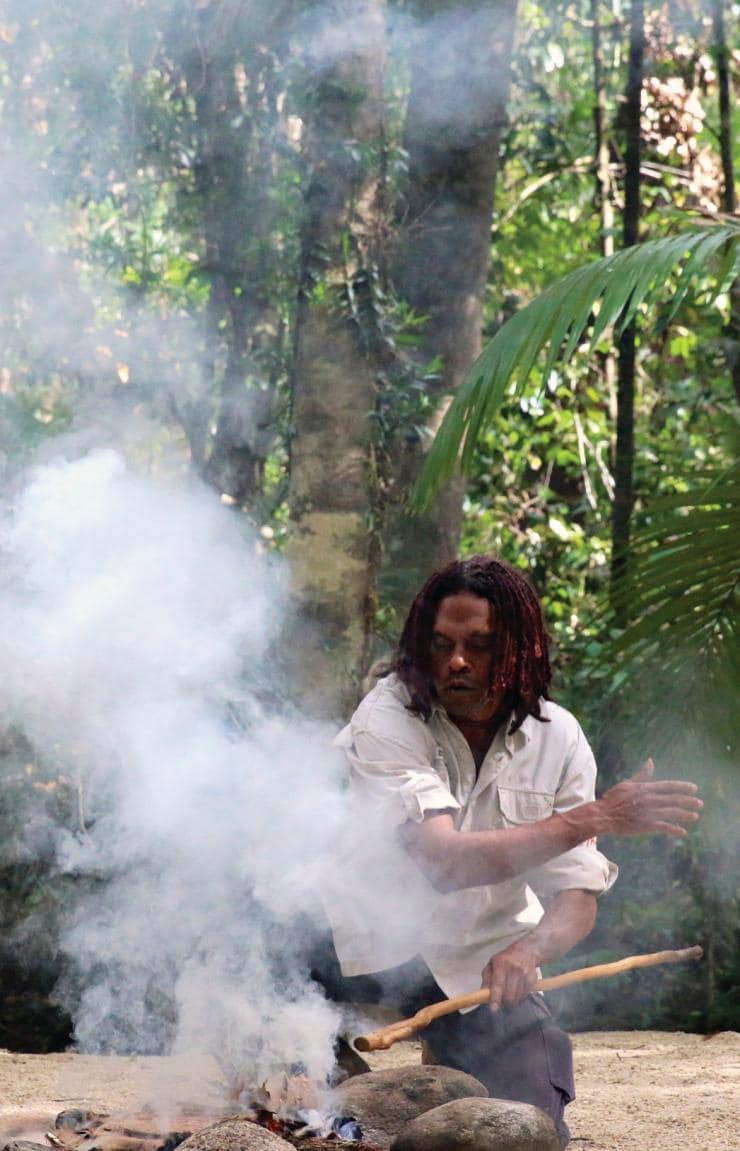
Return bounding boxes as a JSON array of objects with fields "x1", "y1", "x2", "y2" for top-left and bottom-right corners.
[{"x1": 1, "y1": 1031, "x2": 738, "y2": 1151}]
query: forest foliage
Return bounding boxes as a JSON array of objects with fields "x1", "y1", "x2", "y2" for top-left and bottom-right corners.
[{"x1": 0, "y1": 0, "x2": 738, "y2": 1047}]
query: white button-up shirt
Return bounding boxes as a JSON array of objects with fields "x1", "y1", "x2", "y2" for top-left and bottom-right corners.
[{"x1": 324, "y1": 673, "x2": 617, "y2": 1000}]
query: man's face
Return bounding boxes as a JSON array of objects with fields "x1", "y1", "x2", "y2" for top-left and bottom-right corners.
[{"x1": 429, "y1": 592, "x2": 499, "y2": 719}]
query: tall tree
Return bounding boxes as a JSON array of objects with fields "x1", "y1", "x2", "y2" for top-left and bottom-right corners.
[
  {"x1": 590, "y1": 0, "x2": 618, "y2": 430},
  {"x1": 712, "y1": 0, "x2": 736, "y2": 218},
  {"x1": 284, "y1": 0, "x2": 387, "y2": 716},
  {"x1": 173, "y1": 2, "x2": 293, "y2": 503},
  {"x1": 711, "y1": 0, "x2": 739, "y2": 405},
  {"x1": 382, "y1": 0, "x2": 518, "y2": 612},
  {"x1": 610, "y1": 0, "x2": 644, "y2": 607}
]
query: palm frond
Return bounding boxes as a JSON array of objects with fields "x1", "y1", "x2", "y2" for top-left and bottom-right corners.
[
  {"x1": 605, "y1": 466, "x2": 739, "y2": 679},
  {"x1": 413, "y1": 222, "x2": 740, "y2": 508}
]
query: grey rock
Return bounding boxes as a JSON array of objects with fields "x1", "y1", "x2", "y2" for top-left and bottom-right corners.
[
  {"x1": 391, "y1": 1097, "x2": 561, "y2": 1151},
  {"x1": 331, "y1": 1066, "x2": 488, "y2": 1148},
  {"x1": 55, "y1": 1108, "x2": 102, "y2": 1129},
  {"x1": 2, "y1": 1142, "x2": 52, "y2": 1151},
  {"x1": 177, "y1": 1118, "x2": 294, "y2": 1151}
]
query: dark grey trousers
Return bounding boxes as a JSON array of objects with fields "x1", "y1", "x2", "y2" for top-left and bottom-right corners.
[{"x1": 311, "y1": 947, "x2": 575, "y2": 1147}]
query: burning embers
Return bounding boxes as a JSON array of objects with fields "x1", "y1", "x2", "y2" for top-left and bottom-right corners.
[
  {"x1": 17, "y1": 1075, "x2": 364, "y2": 1151},
  {"x1": 239, "y1": 1106, "x2": 362, "y2": 1144},
  {"x1": 218, "y1": 1070, "x2": 364, "y2": 1146}
]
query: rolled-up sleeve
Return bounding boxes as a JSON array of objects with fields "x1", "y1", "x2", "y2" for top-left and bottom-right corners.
[
  {"x1": 526, "y1": 724, "x2": 618, "y2": 899},
  {"x1": 334, "y1": 687, "x2": 459, "y2": 827}
]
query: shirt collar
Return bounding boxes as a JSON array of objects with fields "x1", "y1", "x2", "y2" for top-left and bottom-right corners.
[{"x1": 504, "y1": 714, "x2": 533, "y2": 752}]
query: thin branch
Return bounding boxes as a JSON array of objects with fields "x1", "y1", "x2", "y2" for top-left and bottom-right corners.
[
  {"x1": 574, "y1": 409, "x2": 599, "y2": 510},
  {"x1": 496, "y1": 158, "x2": 593, "y2": 226}
]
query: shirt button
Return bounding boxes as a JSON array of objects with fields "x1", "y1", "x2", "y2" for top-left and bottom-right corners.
[{"x1": 494, "y1": 753, "x2": 504, "y2": 763}]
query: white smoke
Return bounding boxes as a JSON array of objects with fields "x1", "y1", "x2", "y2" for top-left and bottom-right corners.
[
  {"x1": 0, "y1": 449, "x2": 347, "y2": 1088},
  {"x1": 295, "y1": 1, "x2": 514, "y2": 139},
  {"x1": 0, "y1": 0, "x2": 520, "y2": 1093}
]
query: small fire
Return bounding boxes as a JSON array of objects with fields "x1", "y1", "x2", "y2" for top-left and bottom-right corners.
[
  {"x1": 37, "y1": 1063, "x2": 364, "y2": 1151},
  {"x1": 42, "y1": 1095, "x2": 363, "y2": 1151},
  {"x1": 214, "y1": 1061, "x2": 363, "y2": 1144}
]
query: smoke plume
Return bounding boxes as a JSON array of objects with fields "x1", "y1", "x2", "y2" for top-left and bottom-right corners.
[
  {"x1": 0, "y1": 0, "x2": 519, "y2": 1094},
  {"x1": 0, "y1": 449, "x2": 348, "y2": 1090}
]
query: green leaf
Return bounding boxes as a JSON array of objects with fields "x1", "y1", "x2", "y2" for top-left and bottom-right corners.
[
  {"x1": 413, "y1": 222, "x2": 740, "y2": 509},
  {"x1": 603, "y1": 461, "x2": 739, "y2": 677}
]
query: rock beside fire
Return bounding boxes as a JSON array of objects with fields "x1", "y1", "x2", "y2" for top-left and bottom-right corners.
[
  {"x1": 391, "y1": 1097, "x2": 560, "y2": 1151},
  {"x1": 177, "y1": 1119, "x2": 294, "y2": 1151},
  {"x1": 2, "y1": 1142, "x2": 52, "y2": 1151},
  {"x1": 331, "y1": 1067, "x2": 488, "y2": 1148}
]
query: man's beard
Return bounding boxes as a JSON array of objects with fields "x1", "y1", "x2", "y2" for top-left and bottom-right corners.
[{"x1": 436, "y1": 683, "x2": 495, "y2": 719}]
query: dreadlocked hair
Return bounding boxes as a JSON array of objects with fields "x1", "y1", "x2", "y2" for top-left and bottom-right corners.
[{"x1": 390, "y1": 555, "x2": 552, "y2": 734}]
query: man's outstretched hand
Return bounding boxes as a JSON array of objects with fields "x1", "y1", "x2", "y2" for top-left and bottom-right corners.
[{"x1": 593, "y1": 758, "x2": 703, "y2": 838}]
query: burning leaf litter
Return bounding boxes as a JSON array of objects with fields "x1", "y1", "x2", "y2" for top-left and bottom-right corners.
[
  {"x1": 216, "y1": 1069, "x2": 364, "y2": 1145},
  {"x1": 32, "y1": 1078, "x2": 365, "y2": 1151}
]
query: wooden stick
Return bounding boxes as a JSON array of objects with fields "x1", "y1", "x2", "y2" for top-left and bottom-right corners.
[{"x1": 353, "y1": 945, "x2": 703, "y2": 1051}]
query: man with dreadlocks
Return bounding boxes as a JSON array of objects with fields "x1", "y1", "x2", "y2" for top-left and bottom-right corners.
[{"x1": 321, "y1": 556, "x2": 702, "y2": 1146}]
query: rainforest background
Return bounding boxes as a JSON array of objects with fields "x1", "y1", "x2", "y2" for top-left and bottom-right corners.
[{"x1": 0, "y1": 0, "x2": 737, "y2": 1052}]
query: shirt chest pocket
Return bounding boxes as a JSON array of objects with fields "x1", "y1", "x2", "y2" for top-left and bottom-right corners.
[{"x1": 497, "y1": 786, "x2": 555, "y2": 824}]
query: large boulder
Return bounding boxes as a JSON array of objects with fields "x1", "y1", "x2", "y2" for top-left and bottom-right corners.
[
  {"x1": 331, "y1": 1066, "x2": 488, "y2": 1148},
  {"x1": 391, "y1": 1097, "x2": 561, "y2": 1151},
  {"x1": 177, "y1": 1118, "x2": 294, "y2": 1151}
]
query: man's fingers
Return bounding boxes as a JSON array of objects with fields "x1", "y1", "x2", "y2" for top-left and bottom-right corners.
[
  {"x1": 484, "y1": 965, "x2": 520, "y2": 1010},
  {"x1": 630, "y1": 757, "x2": 655, "y2": 782},
  {"x1": 655, "y1": 804, "x2": 701, "y2": 821},
  {"x1": 483, "y1": 960, "x2": 535, "y2": 1011},
  {"x1": 646, "y1": 821, "x2": 688, "y2": 836},
  {"x1": 627, "y1": 763, "x2": 701, "y2": 801},
  {"x1": 631, "y1": 807, "x2": 701, "y2": 836},
  {"x1": 639, "y1": 806, "x2": 702, "y2": 833},
  {"x1": 602, "y1": 762, "x2": 703, "y2": 839},
  {"x1": 482, "y1": 963, "x2": 503, "y2": 1010},
  {"x1": 487, "y1": 980, "x2": 503, "y2": 1011},
  {"x1": 645, "y1": 781, "x2": 700, "y2": 795},
  {"x1": 499, "y1": 971, "x2": 535, "y2": 1008},
  {"x1": 645, "y1": 802, "x2": 702, "y2": 824},
  {"x1": 488, "y1": 968, "x2": 507, "y2": 1010}
]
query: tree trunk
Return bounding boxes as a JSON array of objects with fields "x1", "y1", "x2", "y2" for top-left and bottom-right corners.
[
  {"x1": 383, "y1": 0, "x2": 518, "y2": 616},
  {"x1": 610, "y1": 0, "x2": 644, "y2": 613},
  {"x1": 284, "y1": 0, "x2": 386, "y2": 717},
  {"x1": 591, "y1": 0, "x2": 618, "y2": 434},
  {"x1": 712, "y1": 0, "x2": 736, "y2": 217},
  {"x1": 711, "y1": 0, "x2": 739, "y2": 405},
  {"x1": 176, "y1": 3, "x2": 289, "y2": 505}
]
